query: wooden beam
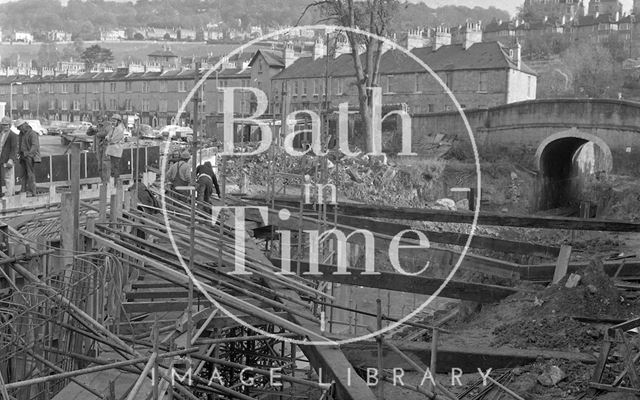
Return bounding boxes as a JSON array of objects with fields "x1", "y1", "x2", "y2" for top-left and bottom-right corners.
[
  {"x1": 122, "y1": 301, "x2": 197, "y2": 313},
  {"x1": 125, "y1": 291, "x2": 195, "y2": 300},
  {"x1": 342, "y1": 340, "x2": 596, "y2": 374},
  {"x1": 518, "y1": 260, "x2": 640, "y2": 282},
  {"x1": 552, "y1": 245, "x2": 572, "y2": 284},
  {"x1": 250, "y1": 197, "x2": 640, "y2": 232},
  {"x1": 263, "y1": 207, "x2": 521, "y2": 280},
  {"x1": 270, "y1": 259, "x2": 521, "y2": 303},
  {"x1": 336, "y1": 214, "x2": 561, "y2": 258}
]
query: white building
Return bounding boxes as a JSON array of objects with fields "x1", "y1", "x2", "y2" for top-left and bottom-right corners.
[
  {"x1": 100, "y1": 29, "x2": 125, "y2": 42},
  {"x1": 12, "y1": 31, "x2": 33, "y2": 43}
]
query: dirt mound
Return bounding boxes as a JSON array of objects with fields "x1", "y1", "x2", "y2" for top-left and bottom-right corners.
[
  {"x1": 492, "y1": 315, "x2": 601, "y2": 351},
  {"x1": 446, "y1": 257, "x2": 637, "y2": 353},
  {"x1": 533, "y1": 257, "x2": 629, "y2": 319}
]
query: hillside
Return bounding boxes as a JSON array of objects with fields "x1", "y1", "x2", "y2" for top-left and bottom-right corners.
[{"x1": 0, "y1": 0, "x2": 509, "y2": 40}]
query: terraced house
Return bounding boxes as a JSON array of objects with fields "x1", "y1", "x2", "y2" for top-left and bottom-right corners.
[
  {"x1": 0, "y1": 59, "x2": 253, "y2": 128},
  {"x1": 0, "y1": 35, "x2": 537, "y2": 134},
  {"x1": 271, "y1": 36, "x2": 537, "y2": 116}
]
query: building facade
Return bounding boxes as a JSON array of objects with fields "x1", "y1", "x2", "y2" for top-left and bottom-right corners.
[
  {"x1": 588, "y1": 0, "x2": 623, "y2": 15},
  {"x1": 523, "y1": 0, "x2": 584, "y2": 20},
  {"x1": 0, "y1": 38, "x2": 537, "y2": 138},
  {"x1": 272, "y1": 40, "x2": 537, "y2": 116}
]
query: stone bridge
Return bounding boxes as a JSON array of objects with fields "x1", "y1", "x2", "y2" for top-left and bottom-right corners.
[{"x1": 410, "y1": 99, "x2": 640, "y2": 209}]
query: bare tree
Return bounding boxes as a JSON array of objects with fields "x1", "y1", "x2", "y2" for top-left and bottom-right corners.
[{"x1": 305, "y1": 0, "x2": 398, "y2": 153}]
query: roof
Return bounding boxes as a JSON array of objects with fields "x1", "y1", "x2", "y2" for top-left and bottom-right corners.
[
  {"x1": 573, "y1": 13, "x2": 617, "y2": 27},
  {"x1": 249, "y1": 49, "x2": 285, "y2": 68},
  {"x1": 273, "y1": 41, "x2": 537, "y2": 80}
]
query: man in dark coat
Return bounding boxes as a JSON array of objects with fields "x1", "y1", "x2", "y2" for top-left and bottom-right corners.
[
  {"x1": 195, "y1": 161, "x2": 221, "y2": 200},
  {"x1": 86, "y1": 116, "x2": 111, "y2": 183},
  {"x1": 15, "y1": 119, "x2": 40, "y2": 196},
  {"x1": 0, "y1": 117, "x2": 18, "y2": 197}
]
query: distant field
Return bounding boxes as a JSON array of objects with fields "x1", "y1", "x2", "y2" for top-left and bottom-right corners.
[{"x1": 0, "y1": 41, "x2": 264, "y2": 64}]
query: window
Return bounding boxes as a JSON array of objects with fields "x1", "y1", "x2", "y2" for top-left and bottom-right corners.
[
  {"x1": 142, "y1": 99, "x2": 149, "y2": 112},
  {"x1": 293, "y1": 80, "x2": 299, "y2": 96},
  {"x1": 109, "y1": 99, "x2": 117, "y2": 110},
  {"x1": 125, "y1": 81, "x2": 132, "y2": 92},
  {"x1": 336, "y1": 78, "x2": 343, "y2": 95},
  {"x1": 415, "y1": 74, "x2": 421, "y2": 93},
  {"x1": 478, "y1": 72, "x2": 488, "y2": 92},
  {"x1": 49, "y1": 83, "x2": 55, "y2": 94},
  {"x1": 22, "y1": 100, "x2": 29, "y2": 110},
  {"x1": 313, "y1": 79, "x2": 319, "y2": 96},
  {"x1": 258, "y1": 59, "x2": 263, "y2": 73},
  {"x1": 22, "y1": 85, "x2": 28, "y2": 95},
  {"x1": 527, "y1": 76, "x2": 533, "y2": 97},
  {"x1": 61, "y1": 99, "x2": 68, "y2": 110},
  {"x1": 142, "y1": 82, "x2": 150, "y2": 93},
  {"x1": 159, "y1": 100, "x2": 168, "y2": 112},
  {"x1": 61, "y1": 83, "x2": 68, "y2": 93},
  {"x1": 302, "y1": 80, "x2": 308, "y2": 96},
  {"x1": 427, "y1": 104, "x2": 434, "y2": 113},
  {"x1": 178, "y1": 81, "x2": 187, "y2": 92},
  {"x1": 72, "y1": 100, "x2": 80, "y2": 111},
  {"x1": 73, "y1": 83, "x2": 80, "y2": 93},
  {"x1": 384, "y1": 76, "x2": 392, "y2": 93},
  {"x1": 93, "y1": 83, "x2": 99, "y2": 93},
  {"x1": 92, "y1": 100, "x2": 100, "y2": 111},
  {"x1": 124, "y1": 98, "x2": 132, "y2": 111},
  {"x1": 445, "y1": 72, "x2": 453, "y2": 90},
  {"x1": 110, "y1": 82, "x2": 117, "y2": 92},
  {"x1": 160, "y1": 81, "x2": 168, "y2": 92},
  {"x1": 217, "y1": 97, "x2": 223, "y2": 113},
  {"x1": 49, "y1": 99, "x2": 55, "y2": 110}
]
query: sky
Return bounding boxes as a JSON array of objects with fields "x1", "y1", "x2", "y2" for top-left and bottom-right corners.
[{"x1": 0, "y1": 0, "x2": 635, "y2": 17}]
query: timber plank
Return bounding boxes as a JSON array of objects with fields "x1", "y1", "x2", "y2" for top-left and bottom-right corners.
[
  {"x1": 342, "y1": 340, "x2": 596, "y2": 374},
  {"x1": 270, "y1": 259, "x2": 521, "y2": 303},
  {"x1": 249, "y1": 197, "x2": 640, "y2": 232},
  {"x1": 336, "y1": 214, "x2": 561, "y2": 258}
]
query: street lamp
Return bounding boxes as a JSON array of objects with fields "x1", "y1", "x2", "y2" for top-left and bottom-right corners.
[{"x1": 9, "y1": 82, "x2": 22, "y2": 119}]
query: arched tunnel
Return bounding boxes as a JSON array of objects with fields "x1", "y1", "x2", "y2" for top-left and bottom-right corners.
[{"x1": 535, "y1": 132, "x2": 613, "y2": 211}]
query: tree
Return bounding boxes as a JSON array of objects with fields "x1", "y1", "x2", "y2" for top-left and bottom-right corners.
[
  {"x1": 562, "y1": 41, "x2": 622, "y2": 98},
  {"x1": 306, "y1": 0, "x2": 398, "y2": 154},
  {"x1": 81, "y1": 44, "x2": 114, "y2": 69}
]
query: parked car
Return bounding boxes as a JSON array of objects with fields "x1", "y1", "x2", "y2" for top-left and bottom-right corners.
[
  {"x1": 159, "y1": 125, "x2": 193, "y2": 141},
  {"x1": 44, "y1": 121, "x2": 65, "y2": 136}
]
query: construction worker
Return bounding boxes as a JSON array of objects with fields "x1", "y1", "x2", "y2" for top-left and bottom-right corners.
[
  {"x1": 167, "y1": 150, "x2": 191, "y2": 199},
  {"x1": 129, "y1": 174, "x2": 160, "y2": 239},
  {"x1": 195, "y1": 161, "x2": 221, "y2": 203},
  {"x1": 86, "y1": 115, "x2": 112, "y2": 183},
  {"x1": 105, "y1": 113, "x2": 125, "y2": 183},
  {"x1": 15, "y1": 119, "x2": 40, "y2": 197},
  {"x1": 0, "y1": 117, "x2": 18, "y2": 197},
  {"x1": 130, "y1": 174, "x2": 159, "y2": 215}
]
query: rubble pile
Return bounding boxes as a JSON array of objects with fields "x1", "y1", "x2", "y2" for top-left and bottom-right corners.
[
  {"x1": 492, "y1": 315, "x2": 601, "y2": 351},
  {"x1": 229, "y1": 147, "x2": 447, "y2": 206}
]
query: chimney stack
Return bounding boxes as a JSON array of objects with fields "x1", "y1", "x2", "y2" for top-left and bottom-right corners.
[
  {"x1": 511, "y1": 40, "x2": 522, "y2": 70},
  {"x1": 463, "y1": 21, "x2": 482, "y2": 50},
  {"x1": 313, "y1": 36, "x2": 326, "y2": 60},
  {"x1": 432, "y1": 25, "x2": 451, "y2": 51},
  {"x1": 283, "y1": 41, "x2": 296, "y2": 67}
]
